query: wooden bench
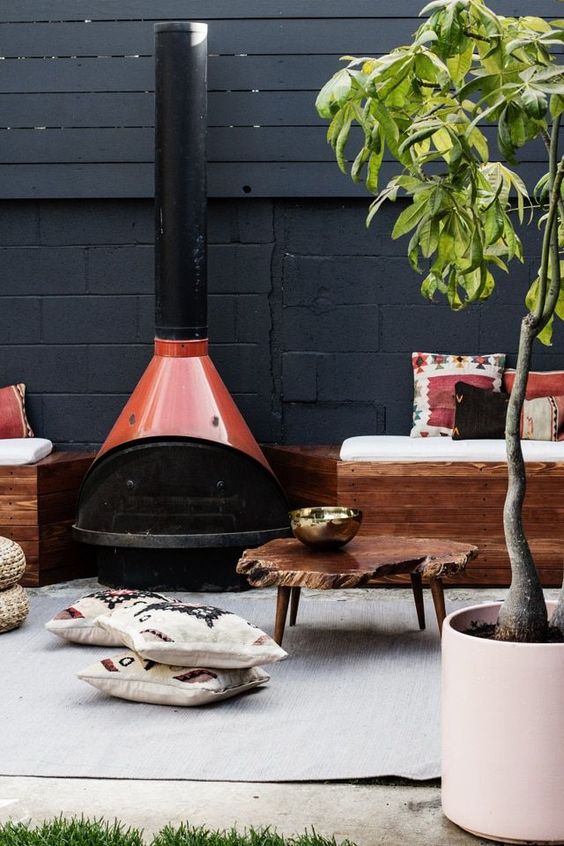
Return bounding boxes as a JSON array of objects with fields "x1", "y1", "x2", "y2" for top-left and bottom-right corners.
[
  {"x1": 0, "y1": 451, "x2": 96, "y2": 586},
  {"x1": 263, "y1": 445, "x2": 564, "y2": 588}
]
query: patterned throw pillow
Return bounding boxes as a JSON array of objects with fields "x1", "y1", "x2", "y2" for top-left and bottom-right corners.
[
  {"x1": 503, "y1": 369, "x2": 564, "y2": 399},
  {"x1": 77, "y1": 651, "x2": 269, "y2": 707},
  {"x1": 411, "y1": 352, "x2": 506, "y2": 437},
  {"x1": 0, "y1": 384, "x2": 33, "y2": 438},
  {"x1": 45, "y1": 589, "x2": 177, "y2": 646},
  {"x1": 522, "y1": 395, "x2": 564, "y2": 441},
  {"x1": 97, "y1": 601, "x2": 287, "y2": 668}
]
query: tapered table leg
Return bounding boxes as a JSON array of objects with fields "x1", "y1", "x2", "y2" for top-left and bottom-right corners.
[
  {"x1": 289, "y1": 586, "x2": 301, "y2": 627},
  {"x1": 430, "y1": 576, "x2": 447, "y2": 636},
  {"x1": 274, "y1": 586, "x2": 291, "y2": 646},
  {"x1": 410, "y1": 571, "x2": 426, "y2": 630}
]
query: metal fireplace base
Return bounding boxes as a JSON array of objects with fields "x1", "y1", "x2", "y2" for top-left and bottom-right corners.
[{"x1": 96, "y1": 546, "x2": 253, "y2": 591}]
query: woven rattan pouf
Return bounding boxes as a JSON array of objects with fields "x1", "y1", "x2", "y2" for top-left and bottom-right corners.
[
  {"x1": 0, "y1": 537, "x2": 26, "y2": 590},
  {"x1": 0, "y1": 537, "x2": 29, "y2": 633},
  {"x1": 0, "y1": 584, "x2": 29, "y2": 634}
]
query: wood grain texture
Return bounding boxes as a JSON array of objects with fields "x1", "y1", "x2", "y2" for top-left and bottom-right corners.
[
  {"x1": 237, "y1": 535, "x2": 477, "y2": 589},
  {"x1": 263, "y1": 445, "x2": 564, "y2": 587},
  {"x1": 0, "y1": 451, "x2": 95, "y2": 586}
]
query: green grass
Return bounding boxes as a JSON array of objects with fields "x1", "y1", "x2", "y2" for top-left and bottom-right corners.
[
  {"x1": 152, "y1": 825, "x2": 355, "y2": 846},
  {"x1": 0, "y1": 819, "x2": 356, "y2": 846},
  {"x1": 0, "y1": 817, "x2": 144, "y2": 845}
]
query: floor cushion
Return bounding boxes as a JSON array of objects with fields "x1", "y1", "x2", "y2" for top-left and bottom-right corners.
[
  {"x1": 45, "y1": 589, "x2": 178, "y2": 646},
  {"x1": 78, "y1": 651, "x2": 269, "y2": 706},
  {"x1": 97, "y1": 600, "x2": 287, "y2": 669}
]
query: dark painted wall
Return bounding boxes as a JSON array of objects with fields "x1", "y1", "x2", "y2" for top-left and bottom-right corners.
[
  {"x1": 0, "y1": 0, "x2": 554, "y2": 199},
  {"x1": 2, "y1": 196, "x2": 563, "y2": 449},
  {"x1": 1, "y1": 1, "x2": 563, "y2": 447}
]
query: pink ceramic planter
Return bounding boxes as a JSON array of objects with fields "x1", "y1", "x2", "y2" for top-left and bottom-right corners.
[{"x1": 442, "y1": 601, "x2": 564, "y2": 844}]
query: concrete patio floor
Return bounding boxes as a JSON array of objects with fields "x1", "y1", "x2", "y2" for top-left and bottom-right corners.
[
  {"x1": 0, "y1": 776, "x2": 501, "y2": 845},
  {"x1": 2, "y1": 584, "x2": 538, "y2": 845}
]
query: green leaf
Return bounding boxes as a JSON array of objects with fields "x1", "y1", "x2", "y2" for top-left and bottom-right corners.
[
  {"x1": 484, "y1": 201, "x2": 504, "y2": 243},
  {"x1": 469, "y1": 127, "x2": 489, "y2": 162},
  {"x1": 439, "y1": 0, "x2": 466, "y2": 58},
  {"x1": 366, "y1": 179, "x2": 400, "y2": 227},
  {"x1": 351, "y1": 146, "x2": 370, "y2": 184},
  {"x1": 414, "y1": 30, "x2": 439, "y2": 47},
  {"x1": 520, "y1": 85, "x2": 548, "y2": 120},
  {"x1": 498, "y1": 104, "x2": 517, "y2": 163},
  {"x1": 537, "y1": 314, "x2": 554, "y2": 346},
  {"x1": 398, "y1": 123, "x2": 441, "y2": 155},
  {"x1": 447, "y1": 42, "x2": 474, "y2": 85},
  {"x1": 392, "y1": 198, "x2": 429, "y2": 239},
  {"x1": 315, "y1": 70, "x2": 353, "y2": 119},
  {"x1": 326, "y1": 108, "x2": 345, "y2": 148},
  {"x1": 419, "y1": 0, "x2": 451, "y2": 16},
  {"x1": 369, "y1": 100, "x2": 400, "y2": 157},
  {"x1": 408, "y1": 229, "x2": 423, "y2": 272},
  {"x1": 550, "y1": 94, "x2": 564, "y2": 118},
  {"x1": 419, "y1": 215, "x2": 441, "y2": 257},
  {"x1": 366, "y1": 145, "x2": 385, "y2": 193},
  {"x1": 335, "y1": 106, "x2": 353, "y2": 173}
]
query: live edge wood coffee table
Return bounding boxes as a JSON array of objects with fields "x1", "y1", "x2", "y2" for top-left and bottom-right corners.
[{"x1": 237, "y1": 535, "x2": 477, "y2": 646}]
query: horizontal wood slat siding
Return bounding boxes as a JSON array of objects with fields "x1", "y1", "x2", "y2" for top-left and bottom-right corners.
[
  {"x1": 0, "y1": 162, "x2": 548, "y2": 199},
  {"x1": 2, "y1": 1, "x2": 558, "y2": 22},
  {"x1": 0, "y1": 1, "x2": 556, "y2": 199},
  {"x1": 0, "y1": 127, "x2": 548, "y2": 164}
]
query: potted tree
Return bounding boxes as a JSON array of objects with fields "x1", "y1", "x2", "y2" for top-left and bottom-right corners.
[{"x1": 316, "y1": 1, "x2": 564, "y2": 842}]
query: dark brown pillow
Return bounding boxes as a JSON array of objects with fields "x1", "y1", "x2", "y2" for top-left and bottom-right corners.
[{"x1": 452, "y1": 382, "x2": 509, "y2": 440}]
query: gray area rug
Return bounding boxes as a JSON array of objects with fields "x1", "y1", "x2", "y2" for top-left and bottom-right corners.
[{"x1": 0, "y1": 591, "x2": 467, "y2": 782}]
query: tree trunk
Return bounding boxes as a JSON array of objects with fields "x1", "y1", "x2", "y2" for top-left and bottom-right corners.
[{"x1": 495, "y1": 316, "x2": 548, "y2": 642}]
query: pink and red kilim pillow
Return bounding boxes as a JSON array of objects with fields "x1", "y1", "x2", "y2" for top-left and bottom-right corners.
[
  {"x1": 522, "y1": 395, "x2": 564, "y2": 441},
  {"x1": 0, "y1": 384, "x2": 33, "y2": 438},
  {"x1": 503, "y1": 369, "x2": 564, "y2": 400},
  {"x1": 411, "y1": 353, "x2": 506, "y2": 437}
]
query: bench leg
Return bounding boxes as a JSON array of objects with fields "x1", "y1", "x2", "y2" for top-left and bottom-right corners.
[
  {"x1": 274, "y1": 586, "x2": 291, "y2": 646},
  {"x1": 289, "y1": 586, "x2": 301, "y2": 627},
  {"x1": 410, "y1": 571, "x2": 426, "y2": 630},
  {"x1": 430, "y1": 577, "x2": 447, "y2": 636}
]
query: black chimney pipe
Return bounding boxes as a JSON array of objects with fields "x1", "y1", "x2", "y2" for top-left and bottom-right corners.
[{"x1": 154, "y1": 22, "x2": 208, "y2": 341}]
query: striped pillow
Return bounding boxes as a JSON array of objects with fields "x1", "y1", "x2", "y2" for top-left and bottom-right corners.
[{"x1": 503, "y1": 369, "x2": 564, "y2": 399}]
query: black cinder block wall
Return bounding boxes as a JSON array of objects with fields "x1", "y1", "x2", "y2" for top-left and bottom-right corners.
[{"x1": 2, "y1": 197, "x2": 562, "y2": 449}]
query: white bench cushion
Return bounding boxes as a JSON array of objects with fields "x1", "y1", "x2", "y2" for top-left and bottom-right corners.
[
  {"x1": 340, "y1": 435, "x2": 564, "y2": 463},
  {"x1": 0, "y1": 438, "x2": 53, "y2": 465}
]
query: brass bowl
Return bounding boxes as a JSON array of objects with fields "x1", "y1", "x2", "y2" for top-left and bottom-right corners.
[{"x1": 289, "y1": 506, "x2": 363, "y2": 549}]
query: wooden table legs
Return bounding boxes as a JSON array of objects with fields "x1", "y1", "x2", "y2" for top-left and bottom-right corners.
[
  {"x1": 274, "y1": 586, "x2": 291, "y2": 646},
  {"x1": 430, "y1": 576, "x2": 447, "y2": 635},
  {"x1": 289, "y1": 586, "x2": 301, "y2": 626},
  {"x1": 273, "y1": 577, "x2": 448, "y2": 646},
  {"x1": 412, "y1": 573, "x2": 447, "y2": 636},
  {"x1": 410, "y1": 572, "x2": 426, "y2": 630}
]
